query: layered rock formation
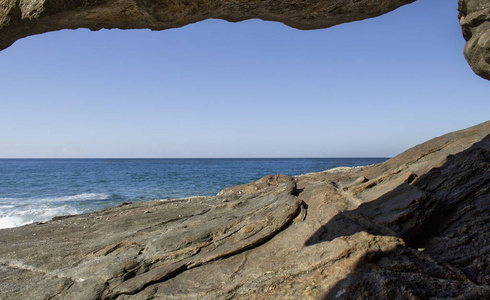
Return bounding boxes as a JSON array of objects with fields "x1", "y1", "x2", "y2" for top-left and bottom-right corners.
[
  {"x1": 1, "y1": 121, "x2": 489, "y2": 299},
  {"x1": 1, "y1": 0, "x2": 489, "y2": 80},
  {"x1": 1, "y1": 1, "x2": 489, "y2": 298}
]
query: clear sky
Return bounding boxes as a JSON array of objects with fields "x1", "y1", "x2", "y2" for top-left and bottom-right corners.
[{"x1": 0, "y1": 0, "x2": 489, "y2": 158}]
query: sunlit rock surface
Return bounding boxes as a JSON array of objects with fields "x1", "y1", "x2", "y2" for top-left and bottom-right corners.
[
  {"x1": 1, "y1": 121, "x2": 489, "y2": 299},
  {"x1": 1, "y1": 1, "x2": 489, "y2": 298},
  {"x1": 459, "y1": 0, "x2": 490, "y2": 79}
]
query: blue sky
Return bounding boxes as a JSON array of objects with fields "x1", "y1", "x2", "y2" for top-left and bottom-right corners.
[{"x1": 1, "y1": 0, "x2": 489, "y2": 158}]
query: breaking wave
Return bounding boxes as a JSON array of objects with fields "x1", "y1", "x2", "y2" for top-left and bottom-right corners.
[{"x1": 0, "y1": 193, "x2": 111, "y2": 229}]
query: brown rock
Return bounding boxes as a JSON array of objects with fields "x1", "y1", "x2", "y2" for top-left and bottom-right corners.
[
  {"x1": 0, "y1": 121, "x2": 489, "y2": 299},
  {"x1": 217, "y1": 174, "x2": 296, "y2": 196},
  {"x1": 0, "y1": 0, "x2": 415, "y2": 52},
  {"x1": 459, "y1": 0, "x2": 490, "y2": 80},
  {"x1": 1, "y1": 1, "x2": 489, "y2": 80}
]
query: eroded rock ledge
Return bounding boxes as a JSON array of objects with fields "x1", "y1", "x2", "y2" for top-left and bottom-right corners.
[
  {"x1": 1, "y1": 1, "x2": 489, "y2": 80},
  {"x1": 0, "y1": 0, "x2": 415, "y2": 50},
  {"x1": 1, "y1": 120, "x2": 489, "y2": 299}
]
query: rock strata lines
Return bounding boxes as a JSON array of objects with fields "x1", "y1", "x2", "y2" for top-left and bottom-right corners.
[{"x1": 1, "y1": 121, "x2": 489, "y2": 299}]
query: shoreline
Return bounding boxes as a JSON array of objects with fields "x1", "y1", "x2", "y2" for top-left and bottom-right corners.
[
  {"x1": 1, "y1": 121, "x2": 489, "y2": 299},
  {"x1": 0, "y1": 158, "x2": 387, "y2": 230}
]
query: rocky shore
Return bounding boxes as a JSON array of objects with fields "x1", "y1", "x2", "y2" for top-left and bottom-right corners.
[{"x1": 1, "y1": 121, "x2": 489, "y2": 299}]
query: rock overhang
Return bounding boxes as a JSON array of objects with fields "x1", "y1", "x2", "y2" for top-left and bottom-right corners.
[
  {"x1": 0, "y1": 0, "x2": 415, "y2": 47},
  {"x1": 0, "y1": 1, "x2": 489, "y2": 79}
]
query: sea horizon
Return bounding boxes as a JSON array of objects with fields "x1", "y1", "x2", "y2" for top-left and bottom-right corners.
[
  {"x1": 0, "y1": 157, "x2": 388, "y2": 229},
  {"x1": 0, "y1": 156, "x2": 390, "y2": 160}
]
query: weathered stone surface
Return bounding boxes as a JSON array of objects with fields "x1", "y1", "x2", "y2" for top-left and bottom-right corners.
[
  {"x1": 0, "y1": 121, "x2": 489, "y2": 299},
  {"x1": 1, "y1": 1, "x2": 488, "y2": 79},
  {"x1": 217, "y1": 174, "x2": 295, "y2": 196},
  {"x1": 0, "y1": 0, "x2": 415, "y2": 51},
  {"x1": 0, "y1": 182, "x2": 302, "y2": 299},
  {"x1": 459, "y1": 0, "x2": 490, "y2": 80},
  {"x1": 302, "y1": 121, "x2": 490, "y2": 299}
]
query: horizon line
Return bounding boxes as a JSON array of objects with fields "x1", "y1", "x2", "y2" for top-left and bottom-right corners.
[{"x1": 0, "y1": 157, "x2": 391, "y2": 160}]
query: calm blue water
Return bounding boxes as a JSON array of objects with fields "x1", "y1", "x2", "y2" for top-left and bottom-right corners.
[{"x1": 0, "y1": 158, "x2": 387, "y2": 229}]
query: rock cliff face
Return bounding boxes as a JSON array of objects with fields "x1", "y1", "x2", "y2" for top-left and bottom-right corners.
[
  {"x1": 1, "y1": 121, "x2": 489, "y2": 299},
  {"x1": 1, "y1": 0, "x2": 489, "y2": 80}
]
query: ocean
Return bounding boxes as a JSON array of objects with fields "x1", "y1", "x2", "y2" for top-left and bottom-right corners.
[{"x1": 0, "y1": 158, "x2": 387, "y2": 229}]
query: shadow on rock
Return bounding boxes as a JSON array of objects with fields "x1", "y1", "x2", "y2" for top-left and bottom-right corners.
[
  {"x1": 305, "y1": 134, "x2": 490, "y2": 299},
  {"x1": 322, "y1": 245, "x2": 490, "y2": 299}
]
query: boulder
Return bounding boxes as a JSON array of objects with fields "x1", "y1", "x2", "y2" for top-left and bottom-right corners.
[{"x1": 459, "y1": 0, "x2": 490, "y2": 79}]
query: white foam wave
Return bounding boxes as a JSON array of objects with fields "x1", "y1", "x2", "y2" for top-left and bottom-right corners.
[
  {"x1": 0, "y1": 193, "x2": 110, "y2": 204},
  {"x1": 0, "y1": 205, "x2": 82, "y2": 229},
  {"x1": 0, "y1": 194, "x2": 104, "y2": 229},
  {"x1": 0, "y1": 216, "x2": 25, "y2": 229},
  {"x1": 0, "y1": 198, "x2": 21, "y2": 202},
  {"x1": 40, "y1": 193, "x2": 111, "y2": 202},
  {"x1": 0, "y1": 204, "x2": 15, "y2": 209}
]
